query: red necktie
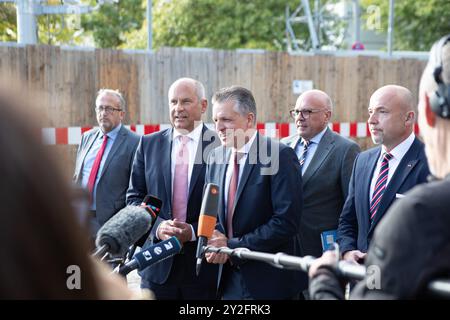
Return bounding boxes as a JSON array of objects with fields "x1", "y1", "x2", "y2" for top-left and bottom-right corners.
[
  {"x1": 87, "y1": 134, "x2": 108, "y2": 196},
  {"x1": 227, "y1": 152, "x2": 239, "y2": 239}
]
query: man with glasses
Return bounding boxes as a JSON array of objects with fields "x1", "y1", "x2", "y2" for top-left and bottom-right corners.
[
  {"x1": 73, "y1": 89, "x2": 139, "y2": 237},
  {"x1": 337, "y1": 85, "x2": 430, "y2": 265},
  {"x1": 281, "y1": 90, "x2": 360, "y2": 262}
]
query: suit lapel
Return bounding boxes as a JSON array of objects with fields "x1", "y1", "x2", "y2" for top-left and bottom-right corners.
[
  {"x1": 362, "y1": 148, "x2": 381, "y2": 230},
  {"x1": 99, "y1": 126, "x2": 126, "y2": 180},
  {"x1": 162, "y1": 129, "x2": 173, "y2": 214},
  {"x1": 77, "y1": 129, "x2": 100, "y2": 180},
  {"x1": 303, "y1": 128, "x2": 334, "y2": 186},
  {"x1": 188, "y1": 125, "x2": 207, "y2": 200},
  {"x1": 369, "y1": 138, "x2": 421, "y2": 231}
]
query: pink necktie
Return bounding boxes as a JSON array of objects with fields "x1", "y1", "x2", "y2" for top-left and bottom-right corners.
[
  {"x1": 87, "y1": 134, "x2": 108, "y2": 196},
  {"x1": 172, "y1": 135, "x2": 189, "y2": 222},
  {"x1": 227, "y1": 152, "x2": 239, "y2": 239}
]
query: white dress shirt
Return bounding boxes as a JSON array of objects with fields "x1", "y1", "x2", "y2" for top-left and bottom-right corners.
[{"x1": 369, "y1": 132, "x2": 416, "y2": 203}]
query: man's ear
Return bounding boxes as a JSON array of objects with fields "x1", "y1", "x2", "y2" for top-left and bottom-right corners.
[
  {"x1": 424, "y1": 93, "x2": 437, "y2": 127},
  {"x1": 201, "y1": 99, "x2": 208, "y2": 114}
]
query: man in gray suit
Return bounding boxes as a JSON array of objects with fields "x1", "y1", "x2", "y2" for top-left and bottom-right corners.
[
  {"x1": 73, "y1": 89, "x2": 140, "y2": 236},
  {"x1": 281, "y1": 89, "x2": 360, "y2": 258}
]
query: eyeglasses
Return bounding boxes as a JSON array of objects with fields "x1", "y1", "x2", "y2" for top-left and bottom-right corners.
[
  {"x1": 95, "y1": 105, "x2": 122, "y2": 114},
  {"x1": 289, "y1": 108, "x2": 326, "y2": 119}
]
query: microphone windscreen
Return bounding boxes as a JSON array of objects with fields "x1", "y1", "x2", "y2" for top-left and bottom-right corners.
[
  {"x1": 95, "y1": 206, "x2": 153, "y2": 257},
  {"x1": 197, "y1": 183, "x2": 220, "y2": 238}
]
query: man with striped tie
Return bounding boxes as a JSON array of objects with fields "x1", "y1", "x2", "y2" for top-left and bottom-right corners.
[
  {"x1": 281, "y1": 90, "x2": 360, "y2": 259},
  {"x1": 337, "y1": 85, "x2": 430, "y2": 265}
]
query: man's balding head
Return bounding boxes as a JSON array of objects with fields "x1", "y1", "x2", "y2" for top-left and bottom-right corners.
[
  {"x1": 368, "y1": 85, "x2": 415, "y2": 151},
  {"x1": 292, "y1": 89, "x2": 333, "y2": 140}
]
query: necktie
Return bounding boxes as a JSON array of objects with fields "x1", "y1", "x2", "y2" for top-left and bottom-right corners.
[
  {"x1": 87, "y1": 134, "x2": 108, "y2": 196},
  {"x1": 227, "y1": 152, "x2": 240, "y2": 239},
  {"x1": 172, "y1": 135, "x2": 190, "y2": 222},
  {"x1": 299, "y1": 138, "x2": 310, "y2": 167},
  {"x1": 369, "y1": 152, "x2": 393, "y2": 221}
]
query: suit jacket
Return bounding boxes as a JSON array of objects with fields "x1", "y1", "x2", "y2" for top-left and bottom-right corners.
[
  {"x1": 205, "y1": 133, "x2": 306, "y2": 299},
  {"x1": 126, "y1": 125, "x2": 220, "y2": 289},
  {"x1": 337, "y1": 137, "x2": 430, "y2": 254},
  {"x1": 281, "y1": 128, "x2": 360, "y2": 258},
  {"x1": 73, "y1": 125, "x2": 140, "y2": 228}
]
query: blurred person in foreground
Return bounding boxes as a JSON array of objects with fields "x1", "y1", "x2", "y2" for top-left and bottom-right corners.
[
  {"x1": 0, "y1": 88, "x2": 143, "y2": 299},
  {"x1": 308, "y1": 34, "x2": 450, "y2": 299}
]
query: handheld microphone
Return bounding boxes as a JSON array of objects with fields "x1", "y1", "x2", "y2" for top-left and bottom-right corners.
[
  {"x1": 195, "y1": 183, "x2": 220, "y2": 276},
  {"x1": 93, "y1": 206, "x2": 153, "y2": 259},
  {"x1": 118, "y1": 236, "x2": 182, "y2": 276},
  {"x1": 134, "y1": 194, "x2": 162, "y2": 248}
]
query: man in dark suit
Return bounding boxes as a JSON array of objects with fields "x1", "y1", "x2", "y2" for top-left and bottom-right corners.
[
  {"x1": 281, "y1": 90, "x2": 360, "y2": 258},
  {"x1": 73, "y1": 89, "x2": 140, "y2": 236},
  {"x1": 309, "y1": 35, "x2": 450, "y2": 300},
  {"x1": 126, "y1": 78, "x2": 219, "y2": 300},
  {"x1": 337, "y1": 85, "x2": 430, "y2": 264},
  {"x1": 205, "y1": 86, "x2": 306, "y2": 300}
]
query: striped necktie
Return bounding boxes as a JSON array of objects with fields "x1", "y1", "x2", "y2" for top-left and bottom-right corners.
[
  {"x1": 299, "y1": 138, "x2": 310, "y2": 167},
  {"x1": 369, "y1": 152, "x2": 393, "y2": 221}
]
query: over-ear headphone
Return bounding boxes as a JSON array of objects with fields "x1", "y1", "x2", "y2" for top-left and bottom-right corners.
[{"x1": 429, "y1": 34, "x2": 450, "y2": 119}]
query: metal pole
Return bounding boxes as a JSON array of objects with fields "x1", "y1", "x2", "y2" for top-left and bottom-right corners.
[
  {"x1": 147, "y1": 0, "x2": 152, "y2": 51},
  {"x1": 16, "y1": 0, "x2": 38, "y2": 44},
  {"x1": 387, "y1": 0, "x2": 394, "y2": 56},
  {"x1": 204, "y1": 246, "x2": 450, "y2": 298},
  {"x1": 353, "y1": 0, "x2": 360, "y2": 43}
]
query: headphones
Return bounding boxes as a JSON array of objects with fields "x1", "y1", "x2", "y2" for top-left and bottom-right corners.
[{"x1": 429, "y1": 34, "x2": 450, "y2": 119}]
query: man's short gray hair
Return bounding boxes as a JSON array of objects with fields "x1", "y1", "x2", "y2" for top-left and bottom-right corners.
[
  {"x1": 212, "y1": 86, "x2": 257, "y2": 124},
  {"x1": 96, "y1": 89, "x2": 126, "y2": 111}
]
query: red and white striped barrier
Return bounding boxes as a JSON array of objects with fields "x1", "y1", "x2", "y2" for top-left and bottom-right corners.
[{"x1": 41, "y1": 122, "x2": 420, "y2": 145}]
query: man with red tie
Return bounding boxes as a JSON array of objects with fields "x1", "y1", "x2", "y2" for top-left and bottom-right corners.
[
  {"x1": 337, "y1": 85, "x2": 430, "y2": 264},
  {"x1": 126, "y1": 78, "x2": 219, "y2": 299},
  {"x1": 73, "y1": 89, "x2": 139, "y2": 237},
  {"x1": 205, "y1": 86, "x2": 306, "y2": 299}
]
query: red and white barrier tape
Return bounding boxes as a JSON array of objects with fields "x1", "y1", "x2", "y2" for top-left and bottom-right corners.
[{"x1": 41, "y1": 122, "x2": 420, "y2": 145}]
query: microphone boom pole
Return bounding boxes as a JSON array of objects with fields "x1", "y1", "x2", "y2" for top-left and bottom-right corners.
[{"x1": 204, "y1": 246, "x2": 450, "y2": 298}]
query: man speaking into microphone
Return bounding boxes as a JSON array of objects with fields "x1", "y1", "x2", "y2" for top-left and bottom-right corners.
[
  {"x1": 126, "y1": 78, "x2": 219, "y2": 300},
  {"x1": 205, "y1": 86, "x2": 306, "y2": 300}
]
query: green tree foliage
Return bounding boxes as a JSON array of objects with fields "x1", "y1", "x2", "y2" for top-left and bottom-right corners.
[
  {"x1": 0, "y1": 3, "x2": 17, "y2": 42},
  {"x1": 151, "y1": 0, "x2": 346, "y2": 51},
  {"x1": 81, "y1": 0, "x2": 145, "y2": 48},
  {"x1": 152, "y1": 0, "x2": 301, "y2": 51},
  {"x1": 361, "y1": 0, "x2": 450, "y2": 51}
]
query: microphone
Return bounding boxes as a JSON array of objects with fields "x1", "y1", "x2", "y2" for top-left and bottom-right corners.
[
  {"x1": 195, "y1": 183, "x2": 220, "y2": 276},
  {"x1": 134, "y1": 194, "x2": 162, "y2": 248},
  {"x1": 93, "y1": 205, "x2": 153, "y2": 259},
  {"x1": 118, "y1": 236, "x2": 182, "y2": 276}
]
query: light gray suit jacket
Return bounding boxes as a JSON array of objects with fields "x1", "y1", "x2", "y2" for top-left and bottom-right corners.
[
  {"x1": 281, "y1": 127, "x2": 360, "y2": 257},
  {"x1": 73, "y1": 125, "x2": 140, "y2": 232}
]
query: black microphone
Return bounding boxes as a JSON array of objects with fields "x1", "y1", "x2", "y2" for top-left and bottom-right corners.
[
  {"x1": 135, "y1": 194, "x2": 162, "y2": 248},
  {"x1": 195, "y1": 183, "x2": 220, "y2": 276},
  {"x1": 118, "y1": 236, "x2": 182, "y2": 276},
  {"x1": 93, "y1": 206, "x2": 153, "y2": 259}
]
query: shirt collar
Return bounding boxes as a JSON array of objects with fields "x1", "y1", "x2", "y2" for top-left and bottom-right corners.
[
  {"x1": 101, "y1": 123, "x2": 121, "y2": 141},
  {"x1": 235, "y1": 131, "x2": 257, "y2": 155},
  {"x1": 297, "y1": 126, "x2": 328, "y2": 146},
  {"x1": 381, "y1": 132, "x2": 415, "y2": 161},
  {"x1": 173, "y1": 122, "x2": 203, "y2": 144}
]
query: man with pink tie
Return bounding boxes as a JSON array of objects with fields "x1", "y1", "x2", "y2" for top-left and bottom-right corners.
[{"x1": 127, "y1": 78, "x2": 219, "y2": 299}]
